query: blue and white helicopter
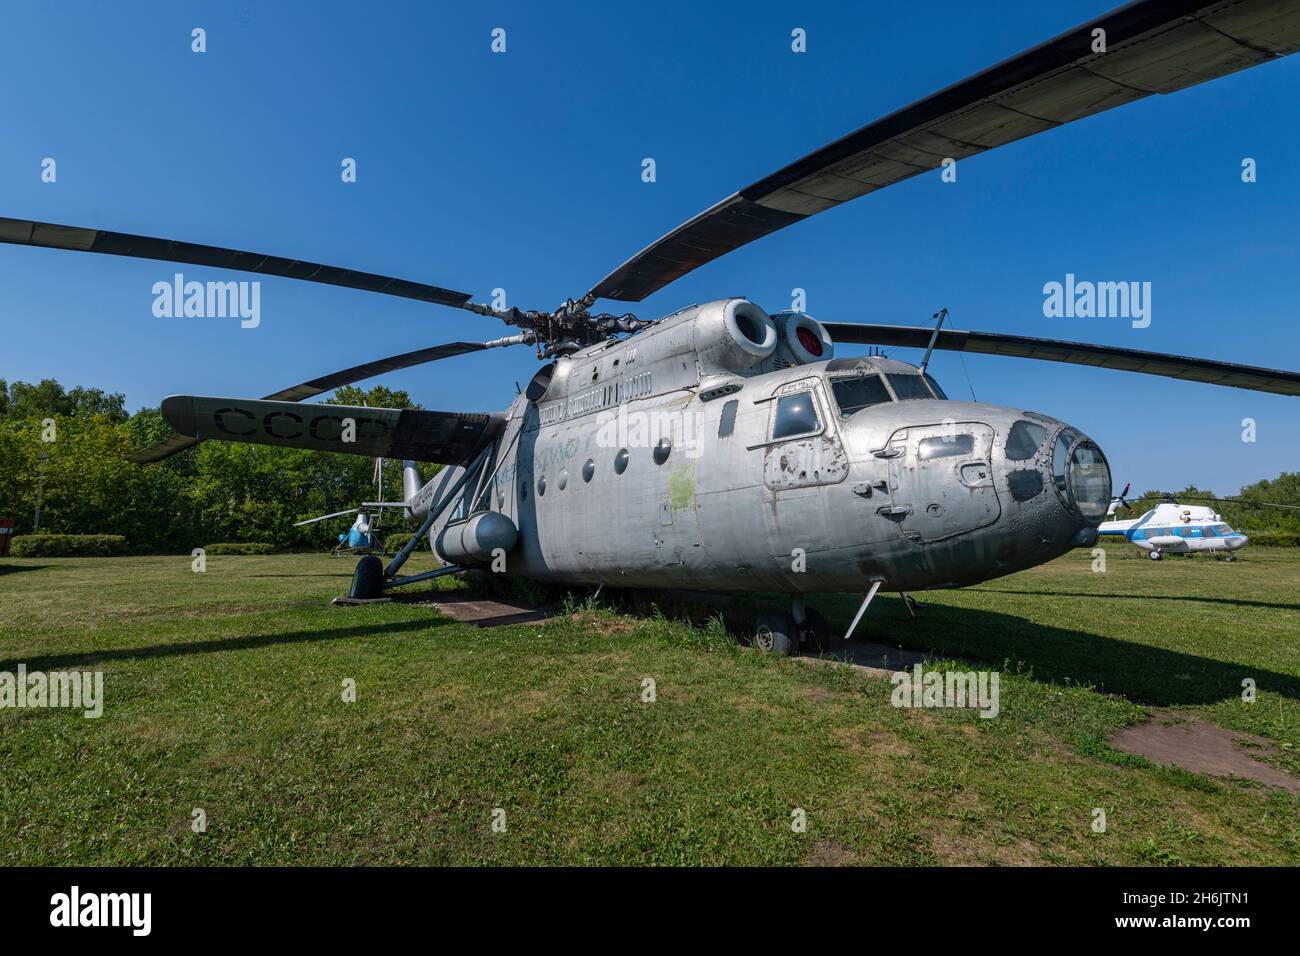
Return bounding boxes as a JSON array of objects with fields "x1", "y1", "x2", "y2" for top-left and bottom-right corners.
[
  {"x1": 293, "y1": 457, "x2": 408, "y2": 557},
  {"x1": 1097, "y1": 484, "x2": 1295, "y2": 561}
]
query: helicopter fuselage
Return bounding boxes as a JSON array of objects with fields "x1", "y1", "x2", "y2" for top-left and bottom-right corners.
[{"x1": 416, "y1": 299, "x2": 1111, "y2": 594}]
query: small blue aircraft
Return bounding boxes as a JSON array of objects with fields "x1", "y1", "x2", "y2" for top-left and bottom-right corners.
[{"x1": 293, "y1": 458, "x2": 408, "y2": 556}]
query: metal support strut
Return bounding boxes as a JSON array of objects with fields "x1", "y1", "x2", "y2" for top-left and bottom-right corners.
[
  {"x1": 843, "y1": 580, "x2": 884, "y2": 642},
  {"x1": 383, "y1": 442, "x2": 494, "y2": 583},
  {"x1": 901, "y1": 592, "x2": 920, "y2": 619}
]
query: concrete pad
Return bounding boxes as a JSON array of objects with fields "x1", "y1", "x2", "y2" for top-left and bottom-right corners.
[
  {"x1": 433, "y1": 595, "x2": 554, "y2": 628},
  {"x1": 799, "y1": 638, "x2": 930, "y2": 677},
  {"x1": 1110, "y1": 709, "x2": 1300, "y2": 793}
]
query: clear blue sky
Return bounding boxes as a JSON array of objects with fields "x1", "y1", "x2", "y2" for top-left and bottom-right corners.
[{"x1": 3, "y1": 0, "x2": 1297, "y2": 496}]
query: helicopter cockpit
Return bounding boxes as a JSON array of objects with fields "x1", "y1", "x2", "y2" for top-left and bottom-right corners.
[{"x1": 822, "y1": 357, "x2": 948, "y2": 419}]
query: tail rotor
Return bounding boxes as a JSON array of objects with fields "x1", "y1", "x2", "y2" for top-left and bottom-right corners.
[{"x1": 1107, "y1": 482, "x2": 1135, "y2": 517}]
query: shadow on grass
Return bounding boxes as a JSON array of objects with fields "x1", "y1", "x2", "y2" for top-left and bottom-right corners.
[
  {"x1": 716, "y1": 591, "x2": 1300, "y2": 708},
  {"x1": 976, "y1": 588, "x2": 1300, "y2": 613},
  {"x1": 836, "y1": 594, "x2": 1299, "y2": 706},
  {"x1": 0, "y1": 617, "x2": 450, "y2": 673},
  {"x1": 0, "y1": 563, "x2": 58, "y2": 576},
  {"x1": 246, "y1": 573, "x2": 353, "y2": 578}
]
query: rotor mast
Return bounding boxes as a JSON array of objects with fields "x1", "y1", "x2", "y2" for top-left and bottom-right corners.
[{"x1": 463, "y1": 292, "x2": 652, "y2": 356}]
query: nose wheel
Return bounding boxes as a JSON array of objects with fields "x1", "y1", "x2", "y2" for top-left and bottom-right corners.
[
  {"x1": 752, "y1": 610, "x2": 796, "y2": 655},
  {"x1": 1148, "y1": 549, "x2": 1163, "y2": 561},
  {"x1": 751, "y1": 604, "x2": 831, "y2": 656}
]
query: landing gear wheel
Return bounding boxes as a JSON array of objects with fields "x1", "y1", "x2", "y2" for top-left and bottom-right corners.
[
  {"x1": 1148, "y1": 550, "x2": 1162, "y2": 561},
  {"x1": 801, "y1": 608, "x2": 832, "y2": 654},
  {"x1": 349, "y1": 555, "x2": 384, "y2": 600},
  {"x1": 1224, "y1": 553, "x2": 1236, "y2": 562},
  {"x1": 753, "y1": 610, "x2": 796, "y2": 656}
]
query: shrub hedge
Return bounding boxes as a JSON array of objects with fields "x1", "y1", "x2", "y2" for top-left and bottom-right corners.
[
  {"x1": 10, "y1": 534, "x2": 129, "y2": 557},
  {"x1": 1243, "y1": 532, "x2": 1300, "y2": 548},
  {"x1": 203, "y1": 542, "x2": 277, "y2": 556},
  {"x1": 384, "y1": 532, "x2": 422, "y2": 554}
]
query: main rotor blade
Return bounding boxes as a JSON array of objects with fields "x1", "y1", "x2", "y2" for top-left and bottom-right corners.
[
  {"x1": 0, "y1": 217, "x2": 474, "y2": 307},
  {"x1": 588, "y1": 0, "x2": 1300, "y2": 302},
  {"x1": 823, "y1": 322, "x2": 1300, "y2": 397},
  {"x1": 262, "y1": 341, "x2": 487, "y2": 402},
  {"x1": 1169, "y1": 495, "x2": 1300, "y2": 510},
  {"x1": 294, "y1": 508, "x2": 362, "y2": 527},
  {"x1": 129, "y1": 340, "x2": 493, "y2": 463}
]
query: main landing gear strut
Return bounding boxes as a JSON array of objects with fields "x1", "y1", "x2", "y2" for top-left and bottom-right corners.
[
  {"x1": 752, "y1": 597, "x2": 831, "y2": 656},
  {"x1": 749, "y1": 580, "x2": 916, "y2": 657},
  {"x1": 345, "y1": 443, "x2": 503, "y2": 601}
]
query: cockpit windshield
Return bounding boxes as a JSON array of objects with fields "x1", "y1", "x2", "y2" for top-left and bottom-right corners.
[
  {"x1": 830, "y1": 374, "x2": 891, "y2": 418},
  {"x1": 923, "y1": 373, "x2": 948, "y2": 400},
  {"x1": 886, "y1": 373, "x2": 933, "y2": 401},
  {"x1": 828, "y1": 366, "x2": 947, "y2": 419}
]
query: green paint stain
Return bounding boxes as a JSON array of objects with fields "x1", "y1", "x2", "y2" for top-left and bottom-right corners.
[{"x1": 668, "y1": 462, "x2": 696, "y2": 513}]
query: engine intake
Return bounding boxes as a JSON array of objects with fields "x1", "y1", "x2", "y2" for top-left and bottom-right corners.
[
  {"x1": 692, "y1": 298, "x2": 777, "y2": 373},
  {"x1": 774, "y1": 312, "x2": 834, "y2": 365}
]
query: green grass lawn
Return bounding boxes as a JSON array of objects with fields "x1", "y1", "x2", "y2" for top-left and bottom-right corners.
[{"x1": 1, "y1": 544, "x2": 1297, "y2": 866}]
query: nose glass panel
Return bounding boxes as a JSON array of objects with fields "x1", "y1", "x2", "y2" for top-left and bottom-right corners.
[{"x1": 1052, "y1": 432, "x2": 1111, "y2": 521}]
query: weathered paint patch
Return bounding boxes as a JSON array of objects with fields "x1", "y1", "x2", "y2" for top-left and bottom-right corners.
[
  {"x1": 763, "y1": 437, "x2": 848, "y2": 490},
  {"x1": 668, "y1": 461, "x2": 696, "y2": 513}
]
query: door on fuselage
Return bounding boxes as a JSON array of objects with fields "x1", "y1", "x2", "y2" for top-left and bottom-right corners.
[
  {"x1": 758, "y1": 379, "x2": 849, "y2": 557},
  {"x1": 883, "y1": 422, "x2": 1000, "y2": 542}
]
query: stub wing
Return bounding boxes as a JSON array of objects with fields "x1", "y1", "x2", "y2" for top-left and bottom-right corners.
[{"x1": 158, "y1": 395, "x2": 503, "y2": 466}]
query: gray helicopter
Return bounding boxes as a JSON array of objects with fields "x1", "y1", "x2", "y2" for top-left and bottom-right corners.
[{"x1": 7, "y1": 0, "x2": 1300, "y2": 653}]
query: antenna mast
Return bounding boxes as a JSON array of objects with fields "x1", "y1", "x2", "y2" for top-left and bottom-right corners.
[{"x1": 919, "y1": 308, "x2": 948, "y2": 375}]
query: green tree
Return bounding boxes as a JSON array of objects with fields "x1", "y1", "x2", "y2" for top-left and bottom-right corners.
[
  {"x1": 324, "y1": 384, "x2": 421, "y2": 411},
  {"x1": 0, "y1": 379, "x2": 445, "y2": 552},
  {"x1": 1, "y1": 379, "x2": 127, "y2": 423}
]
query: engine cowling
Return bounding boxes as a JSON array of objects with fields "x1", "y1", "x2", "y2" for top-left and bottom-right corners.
[
  {"x1": 435, "y1": 510, "x2": 518, "y2": 565},
  {"x1": 773, "y1": 311, "x2": 834, "y2": 365},
  {"x1": 692, "y1": 298, "x2": 778, "y2": 373}
]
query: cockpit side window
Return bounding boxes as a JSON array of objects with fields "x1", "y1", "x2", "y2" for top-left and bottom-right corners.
[
  {"x1": 918, "y1": 434, "x2": 975, "y2": 460},
  {"x1": 771, "y1": 390, "x2": 821, "y2": 440},
  {"x1": 886, "y1": 373, "x2": 932, "y2": 401},
  {"x1": 923, "y1": 373, "x2": 948, "y2": 400},
  {"x1": 830, "y1": 374, "x2": 891, "y2": 418}
]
